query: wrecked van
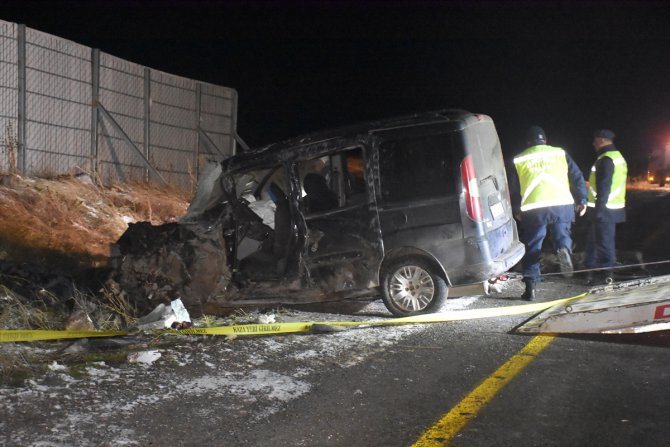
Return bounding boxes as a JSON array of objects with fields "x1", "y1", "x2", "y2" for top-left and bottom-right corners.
[{"x1": 179, "y1": 109, "x2": 524, "y2": 316}]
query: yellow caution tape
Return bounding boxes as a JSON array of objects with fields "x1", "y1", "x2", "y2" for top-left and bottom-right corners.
[
  {"x1": 168, "y1": 322, "x2": 315, "y2": 337},
  {"x1": 0, "y1": 330, "x2": 129, "y2": 343},
  {"x1": 167, "y1": 294, "x2": 586, "y2": 336},
  {"x1": 0, "y1": 294, "x2": 586, "y2": 343}
]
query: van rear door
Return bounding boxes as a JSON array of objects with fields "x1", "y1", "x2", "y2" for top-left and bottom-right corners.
[{"x1": 459, "y1": 115, "x2": 517, "y2": 256}]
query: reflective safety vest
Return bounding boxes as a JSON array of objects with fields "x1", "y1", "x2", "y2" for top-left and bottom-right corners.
[
  {"x1": 587, "y1": 150, "x2": 627, "y2": 209},
  {"x1": 513, "y1": 145, "x2": 574, "y2": 212}
]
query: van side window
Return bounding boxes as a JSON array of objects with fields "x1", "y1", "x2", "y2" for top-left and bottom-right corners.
[
  {"x1": 378, "y1": 134, "x2": 456, "y2": 204},
  {"x1": 298, "y1": 147, "x2": 366, "y2": 213},
  {"x1": 342, "y1": 148, "x2": 366, "y2": 201}
]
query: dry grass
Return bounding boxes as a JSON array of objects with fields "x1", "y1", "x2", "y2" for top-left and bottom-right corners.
[
  {"x1": 0, "y1": 286, "x2": 64, "y2": 330},
  {"x1": 0, "y1": 174, "x2": 190, "y2": 272},
  {"x1": 200, "y1": 314, "x2": 218, "y2": 328},
  {"x1": 97, "y1": 283, "x2": 138, "y2": 329},
  {"x1": 0, "y1": 346, "x2": 34, "y2": 386}
]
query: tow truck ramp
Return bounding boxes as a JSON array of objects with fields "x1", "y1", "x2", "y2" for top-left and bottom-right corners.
[{"x1": 516, "y1": 275, "x2": 670, "y2": 334}]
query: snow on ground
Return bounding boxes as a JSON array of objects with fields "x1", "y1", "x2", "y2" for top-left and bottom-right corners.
[{"x1": 0, "y1": 296, "x2": 480, "y2": 446}]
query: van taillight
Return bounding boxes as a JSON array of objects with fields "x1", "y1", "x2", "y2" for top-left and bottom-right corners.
[{"x1": 461, "y1": 155, "x2": 483, "y2": 221}]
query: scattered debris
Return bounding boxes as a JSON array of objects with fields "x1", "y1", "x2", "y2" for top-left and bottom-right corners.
[
  {"x1": 127, "y1": 350, "x2": 161, "y2": 365},
  {"x1": 65, "y1": 310, "x2": 95, "y2": 331},
  {"x1": 170, "y1": 298, "x2": 191, "y2": 324},
  {"x1": 486, "y1": 275, "x2": 510, "y2": 294},
  {"x1": 258, "y1": 313, "x2": 276, "y2": 324},
  {"x1": 48, "y1": 361, "x2": 67, "y2": 371},
  {"x1": 136, "y1": 298, "x2": 192, "y2": 331}
]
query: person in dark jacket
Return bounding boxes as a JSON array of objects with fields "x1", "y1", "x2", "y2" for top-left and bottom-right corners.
[
  {"x1": 584, "y1": 129, "x2": 628, "y2": 284},
  {"x1": 509, "y1": 126, "x2": 588, "y2": 300}
]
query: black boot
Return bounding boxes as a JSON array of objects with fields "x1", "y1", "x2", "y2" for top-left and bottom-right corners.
[
  {"x1": 556, "y1": 247, "x2": 574, "y2": 278},
  {"x1": 521, "y1": 281, "x2": 536, "y2": 301}
]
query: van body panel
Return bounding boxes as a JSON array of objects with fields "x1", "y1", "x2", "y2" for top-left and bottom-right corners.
[
  {"x1": 446, "y1": 220, "x2": 525, "y2": 284},
  {"x1": 302, "y1": 203, "x2": 383, "y2": 292},
  {"x1": 449, "y1": 239, "x2": 526, "y2": 284}
]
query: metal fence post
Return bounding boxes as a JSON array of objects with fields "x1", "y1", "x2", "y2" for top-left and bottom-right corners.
[
  {"x1": 231, "y1": 89, "x2": 239, "y2": 156},
  {"x1": 143, "y1": 67, "x2": 151, "y2": 183},
  {"x1": 90, "y1": 48, "x2": 100, "y2": 177},
  {"x1": 16, "y1": 24, "x2": 26, "y2": 175},
  {"x1": 195, "y1": 83, "x2": 202, "y2": 182}
]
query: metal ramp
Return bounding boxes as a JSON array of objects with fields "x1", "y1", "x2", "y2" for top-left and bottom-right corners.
[{"x1": 516, "y1": 275, "x2": 670, "y2": 334}]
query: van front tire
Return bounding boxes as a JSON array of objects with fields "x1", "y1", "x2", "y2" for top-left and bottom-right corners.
[{"x1": 381, "y1": 258, "x2": 448, "y2": 317}]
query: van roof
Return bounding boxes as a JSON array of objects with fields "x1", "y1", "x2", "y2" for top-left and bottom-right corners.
[{"x1": 224, "y1": 109, "x2": 490, "y2": 169}]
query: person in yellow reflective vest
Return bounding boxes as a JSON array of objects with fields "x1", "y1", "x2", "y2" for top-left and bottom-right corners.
[
  {"x1": 584, "y1": 129, "x2": 627, "y2": 284},
  {"x1": 509, "y1": 126, "x2": 587, "y2": 300}
]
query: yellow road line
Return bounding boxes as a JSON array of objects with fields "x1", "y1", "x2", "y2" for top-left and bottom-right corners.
[{"x1": 412, "y1": 334, "x2": 556, "y2": 447}]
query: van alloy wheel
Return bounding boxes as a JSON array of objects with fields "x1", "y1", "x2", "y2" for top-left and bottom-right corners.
[
  {"x1": 389, "y1": 265, "x2": 434, "y2": 311},
  {"x1": 381, "y1": 258, "x2": 448, "y2": 317}
]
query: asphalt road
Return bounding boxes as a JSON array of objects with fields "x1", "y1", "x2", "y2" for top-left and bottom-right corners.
[
  {"x1": 1, "y1": 189, "x2": 669, "y2": 446},
  {"x1": 3, "y1": 279, "x2": 669, "y2": 446}
]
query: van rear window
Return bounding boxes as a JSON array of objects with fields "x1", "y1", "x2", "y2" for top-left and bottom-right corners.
[{"x1": 378, "y1": 133, "x2": 457, "y2": 204}]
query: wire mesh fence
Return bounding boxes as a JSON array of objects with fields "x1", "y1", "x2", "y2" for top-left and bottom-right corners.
[
  {"x1": 25, "y1": 27, "x2": 92, "y2": 178},
  {"x1": 0, "y1": 21, "x2": 18, "y2": 174},
  {"x1": 0, "y1": 19, "x2": 237, "y2": 189}
]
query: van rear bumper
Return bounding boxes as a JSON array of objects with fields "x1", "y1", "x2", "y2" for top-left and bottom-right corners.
[{"x1": 448, "y1": 240, "x2": 525, "y2": 285}]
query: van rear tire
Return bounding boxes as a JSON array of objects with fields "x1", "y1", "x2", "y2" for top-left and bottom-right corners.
[{"x1": 381, "y1": 257, "x2": 448, "y2": 317}]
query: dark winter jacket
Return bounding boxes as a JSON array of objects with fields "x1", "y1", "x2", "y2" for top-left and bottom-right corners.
[{"x1": 590, "y1": 144, "x2": 626, "y2": 223}]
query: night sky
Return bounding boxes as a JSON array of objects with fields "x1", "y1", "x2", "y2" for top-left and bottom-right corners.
[{"x1": 2, "y1": 0, "x2": 670, "y2": 175}]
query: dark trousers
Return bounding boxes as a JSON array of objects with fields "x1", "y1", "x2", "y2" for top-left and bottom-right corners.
[
  {"x1": 519, "y1": 220, "x2": 572, "y2": 283},
  {"x1": 584, "y1": 220, "x2": 617, "y2": 269}
]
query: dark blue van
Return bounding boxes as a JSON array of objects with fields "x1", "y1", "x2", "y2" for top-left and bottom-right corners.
[{"x1": 179, "y1": 110, "x2": 524, "y2": 316}]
